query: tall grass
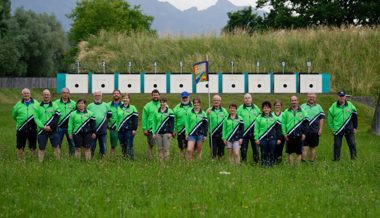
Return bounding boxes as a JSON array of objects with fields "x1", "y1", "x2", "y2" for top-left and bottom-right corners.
[{"x1": 75, "y1": 27, "x2": 380, "y2": 96}]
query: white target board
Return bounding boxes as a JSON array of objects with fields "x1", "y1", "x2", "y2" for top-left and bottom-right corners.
[
  {"x1": 300, "y1": 74, "x2": 322, "y2": 93},
  {"x1": 222, "y1": 74, "x2": 245, "y2": 93},
  {"x1": 248, "y1": 74, "x2": 271, "y2": 93},
  {"x1": 170, "y1": 74, "x2": 193, "y2": 93},
  {"x1": 144, "y1": 74, "x2": 167, "y2": 93},
  {"x1": 119, "y1": 74, "x2": 141, "y2": 93},
  {"x1": 92, "y1": 74, "x2": 115, "y2": 93},
  {"x1": 66, "y1": 74, "x2": 88, "y2": 93},
  {"x1": 274, "y1": 74, "x2": 297, "y2": 93},
  {"x1": 196, "y1": 74, "x2": 218, "y2": 93}
]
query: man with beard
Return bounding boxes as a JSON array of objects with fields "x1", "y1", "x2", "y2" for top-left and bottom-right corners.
[
  {"x1": 142, "y1": 89, "x2": 160, "y2": 159},
  {"x1": 108, "y1": 89, "x2": 122, "y2": 156}
]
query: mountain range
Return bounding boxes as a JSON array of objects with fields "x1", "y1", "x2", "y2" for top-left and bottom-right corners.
[{"x1": 11, "y1": 0, "x2": 264, "y2": 36}]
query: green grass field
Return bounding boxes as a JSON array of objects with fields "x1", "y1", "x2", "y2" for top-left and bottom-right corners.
[{"x1": 0, "y1": 90, "x2": 379, "y2": 217}]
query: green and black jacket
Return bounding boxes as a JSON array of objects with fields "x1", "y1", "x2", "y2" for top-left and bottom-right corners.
[
  {"x1": 68, "y1": 109, "x2": 96, "y2": 135},
  {"x1": 301, "y1": 103, "x2": 325, "y2": 134},
  {"x1": 254, "y1": 113, "x2": 282, "y2": 141},
  {"x1": 237, "y1": 103, "x2": 261, "y2": 138},
  {"x1": 222, "y1": 115, "x2": 244, "y2": 142},
  {"x1": 12, "y1": 98, "x2": 39, "y2": 132},
  {"x1": 152, "y1": 107, "x2": 175, "y2": 135},
  {"x1": 34, "y1": 101, "x2": 61, "y2": 134},
  {"x1": 54, "y1": 98, "x2": 76, "y2": 129},
  {"x1": 108, "y1": 101, "x2": 122, "y2": 130},
  {"x1": 87, "y1": 102, "x2": 112, "y2": 135},
  {"x1": 185, "y1": 109, "x2": 208, "y2": 137},
  {"x1": 117, "y1": 104, "x2": 138, "y2": 132},
  {"x1": 142, "y1": 100, "x2": 160, "y2": 132},
  {"x1": 173, "y1": 102, "x2": 193, "y2": 136},
  {"x1": 282, "y1": 107, "x2": 309, "y2": 138},
  {"x1": 207, "y1": 106, "x2": 228, "y2": 138},
  {"x1": 328, "y1": 100, "x2": 358, "y2": 135}
]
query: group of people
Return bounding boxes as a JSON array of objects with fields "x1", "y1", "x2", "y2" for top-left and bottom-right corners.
[{"x1": 12, "y1": 88, "x2": 358, "y2": 165}]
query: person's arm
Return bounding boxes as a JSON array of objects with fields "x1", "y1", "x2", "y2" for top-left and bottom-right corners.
[
  {"x1": 254, "y1": 117, "x2": 260, "y2": 141},
  {"x1": 142, "y1": 105, "x2": 148, "y2": 131},
  {"x1": 67, "y1": 113, "x2": 74, "y2": 136},
  {"x1": 222, "y1": 119, "x2": 227, "y2": 142},
  {"x1": 11, "y1": 104, "x2": 17, "y2": 121},
  {"x1": 327, "y1": 106, "x2": 334, "y2": 133},
  {"x1": 168, "y1": 111, "x2": 175, "y2": 133},
  {"x1": 202, "y1": 113, "x2": 208, "y2": 137},
  {"x1": 152, "y1": 112, "x2": 158, "y2": 135},
  {"x1": 351, "y1": 103, "x2": 358, "y2": 130},
  {"x1": 132, "y1": 107, "x2": 139, "y2": 131},
  {"x1": 185, "y1": 112, "x2": 190, "y2": 137},
  {"x1": 34, "y1": 107, "x2": 45, "y2": 129},
  {"x1": 106, "y1": 104, "x2": 112, "y2": 119},
  {"x1": 49, "y1": 104, "x2": 61, "y2": 130}
]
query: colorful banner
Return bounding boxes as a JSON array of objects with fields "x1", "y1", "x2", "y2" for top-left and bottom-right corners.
[{"x1": 192, "y1": 61, "x2": 209, "y2": 84}]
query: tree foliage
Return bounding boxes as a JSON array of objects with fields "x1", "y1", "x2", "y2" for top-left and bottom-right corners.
[
  {"x1": 224, "y1": 0, "x2": 380, "y2": 33},
  {"x1": 68, "y1": 0, "x2": 155, "y2": 44},
  {"x1": 0, "y1": 8, "x2": 67, "y2": 76},
  {"x1": 0, "y1": 0, "x2": 11, "y2": 38}
]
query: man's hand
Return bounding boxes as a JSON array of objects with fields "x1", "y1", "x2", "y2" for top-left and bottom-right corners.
[
  {"x1": 172, "y1": 133, "x2": 177, "y2": 138},
  {"x1": 132, "y1": 130, "x2": 136, "y2": 136},
  {"x1": 143, "y1": 130, "x2": 149, "y2": 136},
  {"x1": 69, "y1": 134, "x2": 73, "y2": 140},
  {"x1": 353, "y1": 129, "x2": 357, "y2": 134},
  {"x1": 238, "y1": 139, "x2": 243, "y2": 145},
  {"x1": 44, "y1": 126, "x2": 51, "y2": 132},
  {"x1": 153, "y1": 134, "x2": 157, "y2": 140},
  {"x1": 301, "y1": 134, "x2": 306, "y2": 141},
  {"x1": 277, "y1": 140, "x2": 281, "y2": 145},
  {"x1": 285, "y1": 135, "x2": 289, "y2": 141},
  {"x1": 91, "y1": 133, "x2": 96, "y2": 139},
  {"x1": 255, "y1": 140, "x2": 260, "y2": 145},
  {"x1": 318, "y1": 128, "x2": 323, "y2": 136}
]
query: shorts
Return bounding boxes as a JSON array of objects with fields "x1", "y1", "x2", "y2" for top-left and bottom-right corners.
[
  {"x1": 188, "y1": 134, "x2": 204, "y2": 142},
  {"x1": 304, "y1": 133, "x2": 320, "y2": 147},
  {"x1": 227, "y1": 141, "x2": 240, "y2": 149},
  {"x1": 16, "y1": 129, "x2": 37, "y2": 150},
  {"x1": 156, "y1": 133, "x2": 171, "y2": 150},
  {"x1": 38, "y1": 131, "x2": 60, "y2": 150},
  {"x1": 73, "y1": 133, "x2": 93, "y2": 149},
  {"x1": 146, "y1": 131, "x2": 155, "y2": 146},
  {"x1": 286, "y1": 136, "x2": 303, "y2": 155}
]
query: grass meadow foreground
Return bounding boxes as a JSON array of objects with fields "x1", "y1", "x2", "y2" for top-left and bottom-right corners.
[{"x1": 0, "y1": 90, "x2": 379, "y2": 217}]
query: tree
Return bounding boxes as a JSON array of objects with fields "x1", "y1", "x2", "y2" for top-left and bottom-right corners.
[
  {"x1": 0, "y1": 8, "x2": 67, "y2": 76},
  {"x1": 68, "y1": 0, "x2": 155, "y2": 44},
  {"x1": 0, "y1": 0, "x2": 11, "y2": 38},
  {"x1": 224, "y1": 0, "x2": 380, "y2": 33},
  {"x1": 223, "y1": 6, "x2": 265, "y2": 33}
]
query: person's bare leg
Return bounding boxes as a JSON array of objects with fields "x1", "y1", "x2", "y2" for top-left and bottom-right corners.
[
  {"x1": 85, "y1": 148, "x2": 91, "y2": 161},
  {"x1": 288, "y1": 154, "x2": 293, "y2": 165},
  {"x1": 54, "y1": 147, "x2": 61, "y2": 159},
  {"x1": 295, "y1": 154, "x2": 302, "y2": 165},
  {"x1": 195, "y1": 142, "x2": 203, "y2": 160},
  {"x1": 38, "y1": 150, "x2": 45, "y2": 162},
  {"x1": 234, "y1": 147, "x2": 240, "y2": 164},
  {"x1": 75, "y1": 148, "x2": 81, "y2": 158},
  {"x1": 16, "y1": 149, "x2": 24, "y2": 159},
  {"x1": 228, "y1": 148, "x2": 233, "y2": 163},
  {"x1": 110, "y1": 148, "x2": 116, "y2": 156},
  {"x1": 302, "y1": 146, "x2": 307, "y2": 161},
  {"x1": 186, "y1": 141, "x2": 195, "y2": 160},
  {"x1": 310, "y1": 147, "x2": 316, "y2": 161}
]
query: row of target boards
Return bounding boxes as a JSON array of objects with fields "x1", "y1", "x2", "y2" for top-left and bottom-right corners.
[{"x1": 56, "y1": 73, "x2": 330, "y2": 94}]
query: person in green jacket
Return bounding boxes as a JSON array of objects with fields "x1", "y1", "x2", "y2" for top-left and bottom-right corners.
[
  {"x1": 255, "y1": 101, "x2": 282, "y2": 167},
  {"x1": 185, "y1": 97, "x2": 208, "y2": 160},
  {"x1": 117, "y1": 93, "x2": 138, "y2": 159},
  {"x1": 87, "y1": 90, "x2": 112, "y2": 158},
  {"x1": 173, "y1": 91, "x2": 193, "y2": 156},
  {"x1": 328, "y1": 91, "x2": 358, "y2": 161},
  {"x1": 54, "y1": 87, "x2": 76, "y2": 156},
  {"x1": 152, "y1": 97, "x2": 175, "y2": 161},
  {"x1": 237, "y1": 93, "x2": 261, "y2": 164},
  {"x1": 222, "y1": 104, "x2": 244, "y2": 164},
  {"x1": 34, "y1": 89, "x2": 61, "y2": 162},
  {"x1": 273, "y1": 99, "x2": 285, "y2": 163},
  {"x1": 68, "y1": 99, "x2": 96, "y2": 161},
  {"x1": 282, "y1": 96, "x2": 309, "y2": 165},
  {"x1": 108, "y1": 89, "x2": 122, "y2": 156},
  {"x1": 142, "y1": 89, "x2": 160, "y2": 159},
  {"x1": 12, "y1": 88, "x2": 39, "y2": 158},
  {"x1": 207, "y1": 95, "x2": 228, "y2": 159},
  {"x1": 301, "y1": 93, "x2": 325, "y2": 162}
]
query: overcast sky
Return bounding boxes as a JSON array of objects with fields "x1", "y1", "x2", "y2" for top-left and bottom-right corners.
[{"x1": 158, "y1": 0, "x2": 257, "y2": 11}]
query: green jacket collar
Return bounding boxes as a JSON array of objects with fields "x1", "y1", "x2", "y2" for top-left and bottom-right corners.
[
  {"x1": 21, "y1": 98, "x2": 35, "y2": 104},
  {"x1": 40, "y1": 101, "x2": 53, "y2": 107}
]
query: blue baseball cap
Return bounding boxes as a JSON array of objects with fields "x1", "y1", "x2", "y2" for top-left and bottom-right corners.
[{"x1": 181, "y1": 91, "x2": 190, "y2": 98}]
